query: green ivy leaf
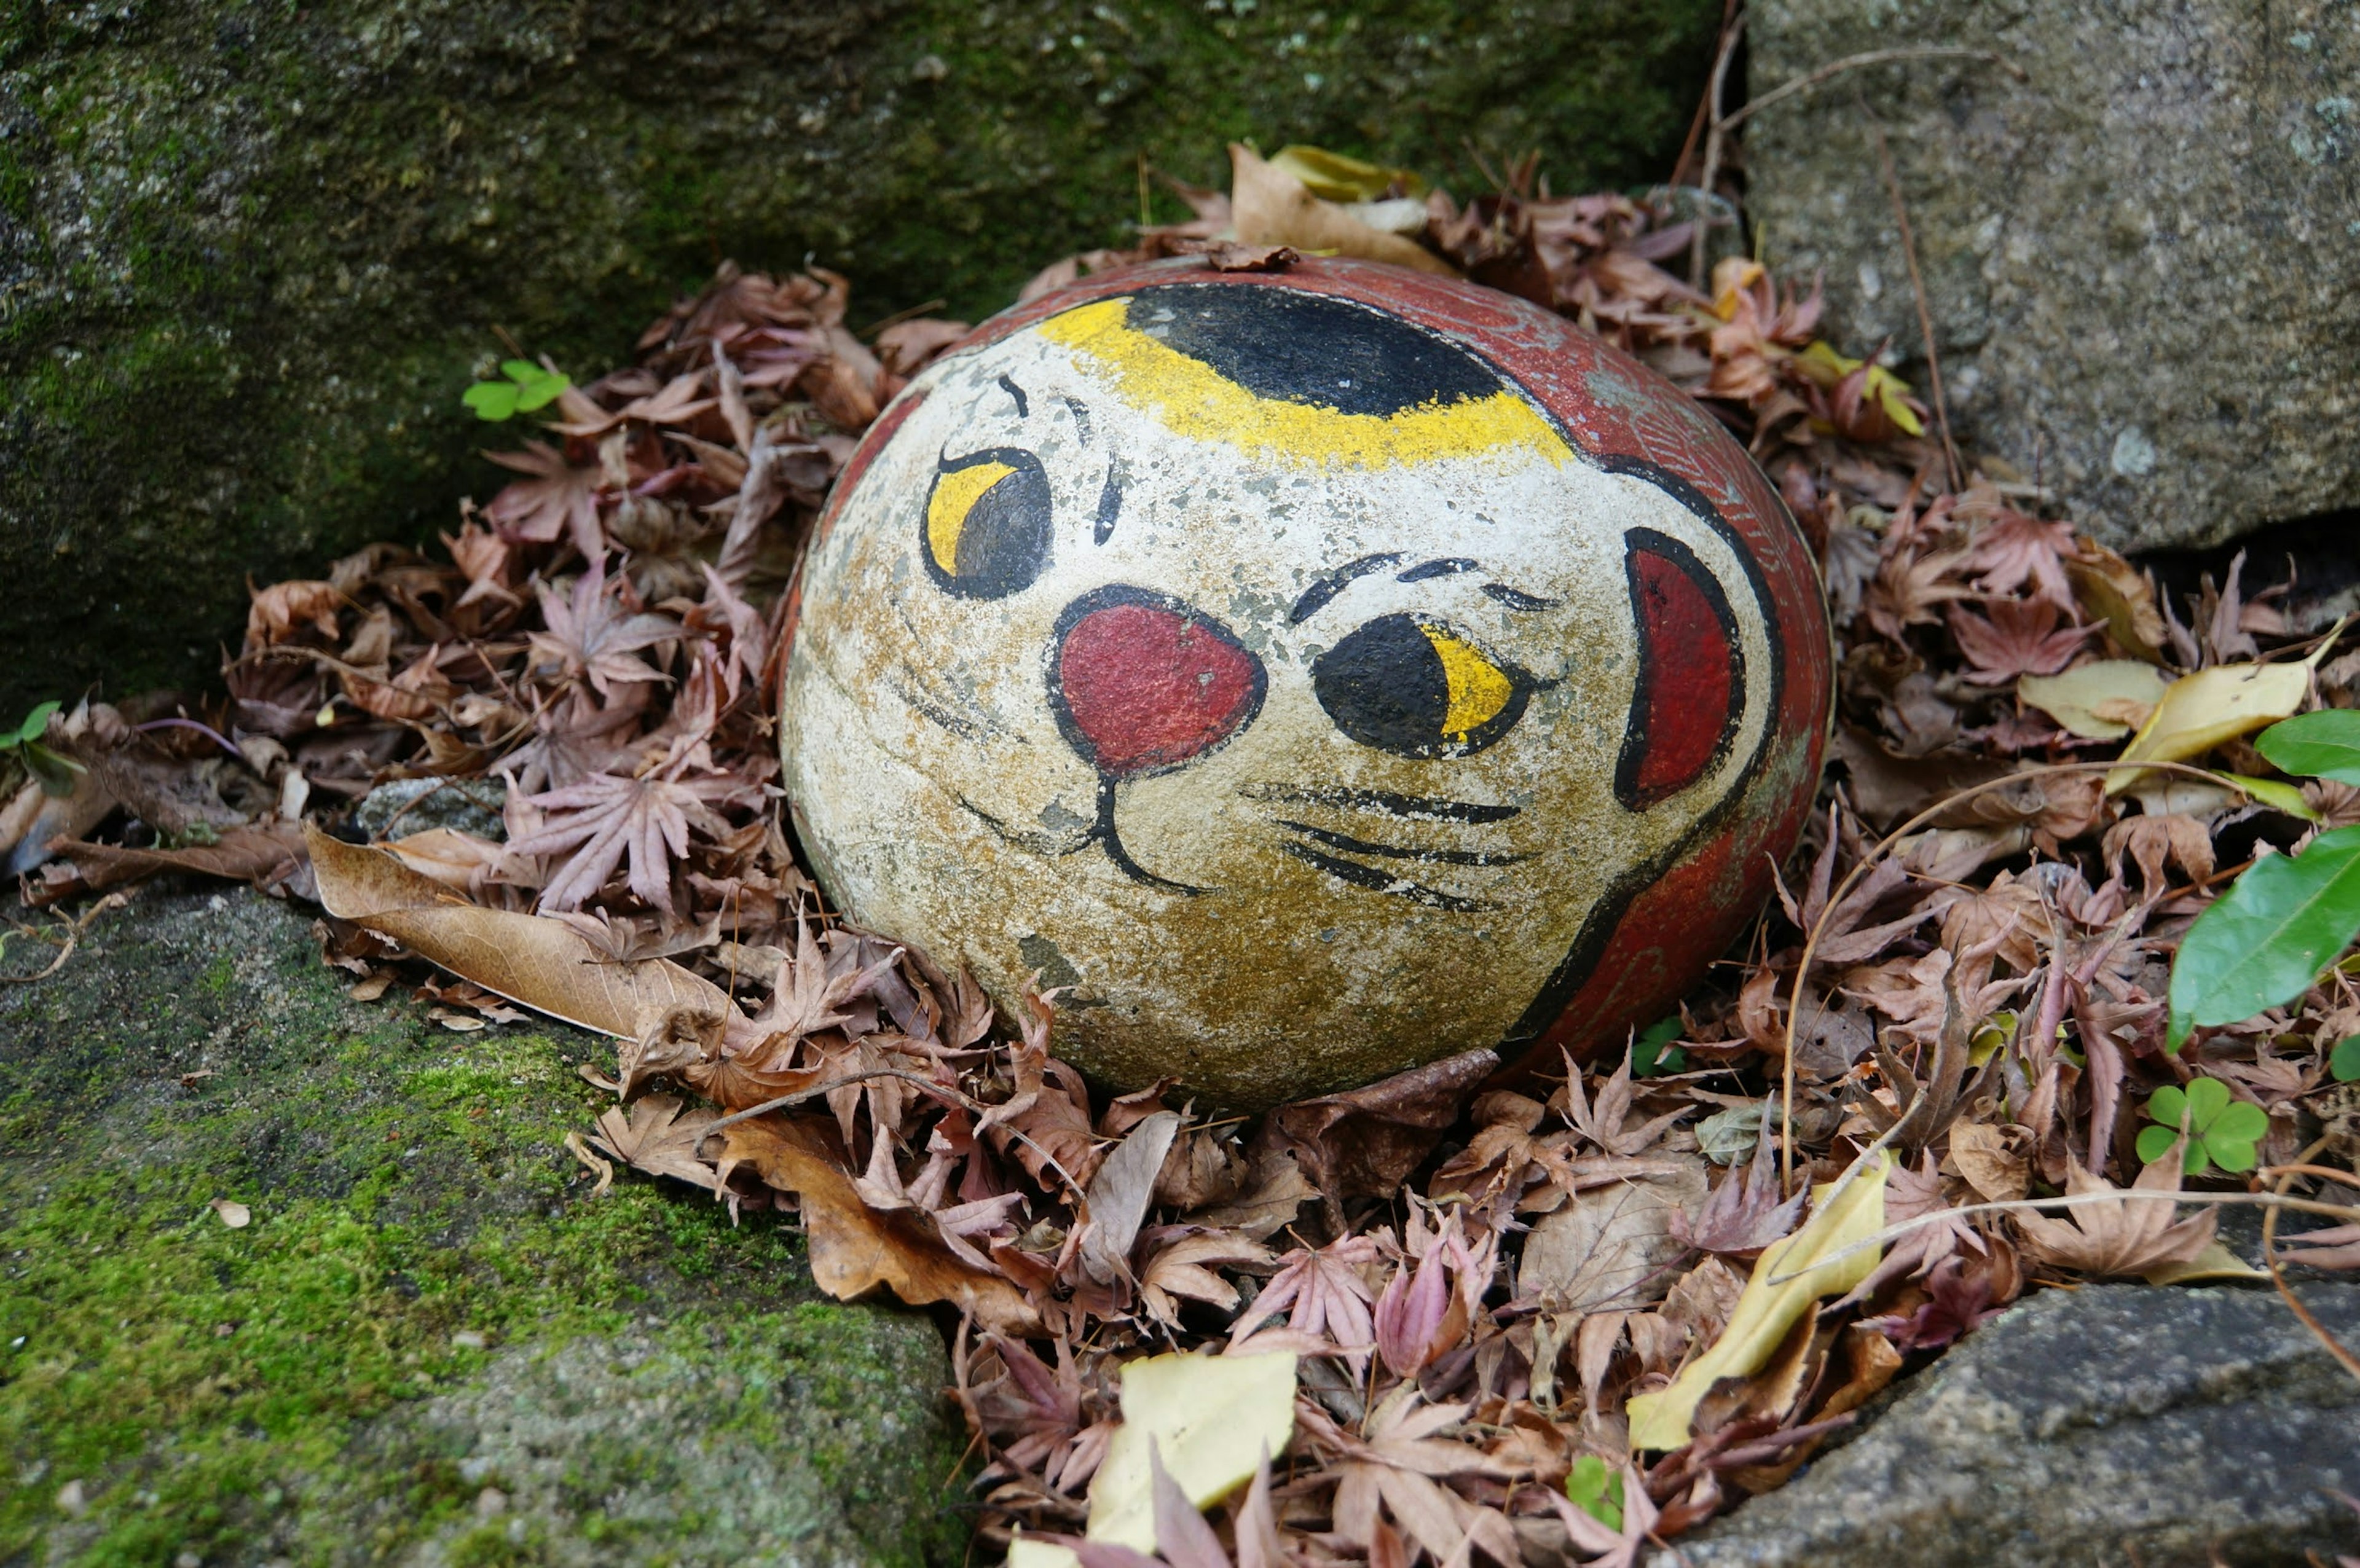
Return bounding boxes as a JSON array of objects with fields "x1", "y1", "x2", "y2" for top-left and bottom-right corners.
[
  {"x1": 1565, "y1": 1454, "x2": 1624, "y2": 1531},
  {"x1": 2167, "y1": 825, "x2": 2360, "y2": 1050},
  {"x1": 1632, "y1": 1016, "x2": 1686, "y2": 1078},
  {"x1": 2332, "y1": 1035, "x2": 2360, "y2": 1083},
  {"x1": 2257, "y1": 710, "x2": 2360, "y2": 785}
]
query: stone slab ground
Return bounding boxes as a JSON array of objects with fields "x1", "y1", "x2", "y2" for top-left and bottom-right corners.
[{"x1": 0, "y1": 885, "x2": 968, "y2": 1566}]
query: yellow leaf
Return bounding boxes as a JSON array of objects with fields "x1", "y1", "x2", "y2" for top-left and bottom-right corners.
[
  {"x1": 2019, "y1": 660, "x2": 2172, "y2": 740},
  {"x1": 1710, "y1": 257, "x2": 1765, "y2": 321},
  {"x1": 1007, "y1": 1537, "x2": 1081, "y2": 1568},
  {"x1": 2104, "y1": 659, "x2": 2318, "y2": 794},
  {"x1": 1792, "y1": 340, "x2": 1861, "y2": 388},
  {"x1": 1229, "y1": 145, "x2": 1458, "y2": 278},
  {"x1": 1866, "y1": 367, "x2": 1925, "y2": 436},
  {"x1": 2142, "y1": 1238, "x2": 2269, "y2": 1286},
  {"x1": 1085, "y1": 1349, "x2": 1297, "y2": 1551},
  {"x1": 2216, "y1": 772, "x2": 2323, "y2": 823},
  {"x1": 1625, "y1": 1150, "x2": 1890, "y2": 1452},
  {"x1": 1265, "y1": 144, "x2": 1422, "y2": 203}
]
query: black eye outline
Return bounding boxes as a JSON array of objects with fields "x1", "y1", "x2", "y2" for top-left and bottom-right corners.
[
  {"x1": 1310, "y1": 612, "x2": 1538, "y2": 759},
  {"x1": 919, "y1": 447, "x2": 1053, "y2": 600}
]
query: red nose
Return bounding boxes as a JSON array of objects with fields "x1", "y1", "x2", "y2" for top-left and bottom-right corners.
[{"x1": 1051, "y1": 588, "x2": 1267, "y2": 780}]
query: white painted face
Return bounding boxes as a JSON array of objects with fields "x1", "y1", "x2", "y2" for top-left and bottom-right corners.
[{"x1": 782, "y1": 281, "x2": 1779, "y2": 1107}]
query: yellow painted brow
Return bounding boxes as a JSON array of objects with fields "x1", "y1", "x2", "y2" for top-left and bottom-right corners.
[
  {"x1": 1037, "y1": 297, "x2": 1570, "y2": 469},
  {"x1": 1424, "y1": 625, "x2": 1514, "y2": 739},
  {"x1": 926, "y1": 460, "x2": 1016, "y2": 574}
]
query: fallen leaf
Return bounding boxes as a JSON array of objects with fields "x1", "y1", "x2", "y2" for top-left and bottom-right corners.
[
  {"x1": 2107, "y1": 658, "x2": 2318, "y2": 794},
  {"x1": 718, "y1": 1114, "x2": 1038, "y2": 1333},
  {"x1": 210, "y1": 1199, "x2": 251, "y2": 1229},
  {"x1": 1085, "y1": 1349, "x2": 1299, "y2": 1550},
  {"x1": 1229, "y1": 145, "x2": 1457, "y2": 278},
  {"x1": 305, "y1": 823, "x2": 734, "y2": 1043},
  {"x1": 50, "y1": 823, "x2": 309, "y2": 896},
  {"x1": 1946, "y1": 1121, "x2": 2029, "y2": 1204},
  {"x1": 1081, "y1": 1110, "x2": 1182, "y2": 1284},
  {"x1": 2012, "y1": 1151, "x2": 2216, "y2": 1276},
  {"x1": 588, "y1": 1094, "x2": 721, "y2": 1190},
  {"x1": 2142, "y1": 1238, "x2": 2268, "y2": 1285},
  {"x1": 2018, "y1": 660, "x2": 2171, "y2": 740},
  {"x1": 1626, "y1": 1150, "x2": 1890, "y2": 1451},
  {"x1": 1519, "y1": 1161, "x2": 1708, "y2": 1313}
]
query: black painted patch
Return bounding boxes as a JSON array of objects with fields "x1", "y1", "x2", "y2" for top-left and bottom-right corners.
[{"x1": 1124, "y1": 285, "x2": 1506, "y2": 417}]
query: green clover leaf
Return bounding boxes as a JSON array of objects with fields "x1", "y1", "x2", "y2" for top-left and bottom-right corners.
[
  {"x1": 463, "y1": 359, "x2": 570, "y2": 421},
  {"x1": 2136, "y1": 1075, "x2": 2269, "y2": 1175},
  {"x1": 1565, "y1": 1454, "x2": 1624, "y2": 1531}
]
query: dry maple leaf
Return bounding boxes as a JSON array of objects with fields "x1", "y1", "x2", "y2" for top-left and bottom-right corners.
[
  {"x1": 508, "y1": 759, "x2": 755, "y2": 918},
  {"x1": 1230, "y1": 1234, "x2": 1382, "y2": 1366},
  {"x1": 2012, "y1": 1150, "x2": 2217, "y2": 1275},
  {"x1": 1559, "y1": 1054, "x2": 1688, "y2": 1157},
  {"x1": 1138, "y1": 1228, "x2": 1276, "y2": 1325},
  {"x1": 1947, "y1": 598, "x2": 2096, "y2": 684},
  {"x1": 588, "y1": 1094, "x2": 720, "y2": 1190},
  {"x1": 1962, "y1": 506, "x2": 2078, "y2": 610},
  {"x1": 527, "y1": 558, "x2": 685, "y2": 697},
  {"x1": 485, "y1": 441, "x2": 605, "y2": 558}
]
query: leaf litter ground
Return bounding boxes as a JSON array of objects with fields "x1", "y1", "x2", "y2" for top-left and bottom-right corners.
[{"x1": 6, "y1": 143, "x2": 2360, "y2": 1567}]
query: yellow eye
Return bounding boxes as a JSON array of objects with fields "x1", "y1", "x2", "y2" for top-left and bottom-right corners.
[
  {"x1": 1423, "y1": 625, "x2": 1515, "y2": 740},
  {"x1": 1312, "y1": 613, "x2": 1532, "y2": 758},
  {"x1": 921, "y1": 449, "x2": 1053, "y2": 599}
]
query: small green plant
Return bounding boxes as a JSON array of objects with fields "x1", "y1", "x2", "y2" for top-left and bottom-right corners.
[
  {"x1": 2330, "y1": 1035, "x2": 2360, "y2": 1083},
  {"x1": 1565, "y1": 1453, "x2": 1624, "y2": 1531},
  {"x1": 462, "y1": 359, "x2": 571, "y2": 421},
  {"x1": 2136, "y1": 1076, "x2": 2267, "y2": 1174},
  {"x1": 1, "y1": 700, "x2": 81, "y2": 796},
  {"x1": 2168, "y1": 709, "x2": 2360, "y2": 1050},
  {"x1": 1632, "y1": 1015, "x2": 1686, "y2": 1078}
]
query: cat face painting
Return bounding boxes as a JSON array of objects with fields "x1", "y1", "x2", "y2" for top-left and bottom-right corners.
[{"x1": 782, "y1": 259, "x2": 1830, "y2": 1108}]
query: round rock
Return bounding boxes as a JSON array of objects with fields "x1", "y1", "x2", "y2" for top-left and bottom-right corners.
[{"x1": 781, "y1": 257, "x2": 1830, "y2": 1108}]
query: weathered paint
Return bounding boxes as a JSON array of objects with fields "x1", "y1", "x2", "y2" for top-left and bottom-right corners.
[{"x1": 782, "y1": 258, "x2": 1831, "y2": 1109}]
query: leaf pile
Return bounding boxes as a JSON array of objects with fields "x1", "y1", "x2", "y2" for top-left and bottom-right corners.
[{"x1": 9, "y1": 147, "x2": 2359, "y2": 1568}]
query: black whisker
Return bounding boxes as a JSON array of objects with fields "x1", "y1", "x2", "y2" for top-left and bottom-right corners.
[
  {"x1": 1237, "y1": 783, "x2": 1521, "y2": 823},
  {"x1": 1281, "y1": 842, "x2": 1492, "y2": 912},
  {"x1": 1094, "y1": 471, "x2": 1122, "y2": 545},
  {"x1": 1276, "y1": 821, "x2": 1528, "y2": 867},
  {"x1": 1397, "y1": 557, "x2": 1478, "y2": 582},
  {"x1": 1289, "y1": 553, "x2": 1402, "y2": 625},
  {"x1": 1482, "y1": 583, "x2": 1561, "y2": 611},
  {"x1": 996, "y1": 373, "x2": 1029, "y2": 417}
]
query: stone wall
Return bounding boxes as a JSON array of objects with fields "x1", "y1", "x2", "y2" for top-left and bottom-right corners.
[
  {"x1": 0, "y1": 0, "x2": 1717, "y2": 716},
  {"x1": 1747, "y1": 0, "x2": 2360, "y2": 553}
]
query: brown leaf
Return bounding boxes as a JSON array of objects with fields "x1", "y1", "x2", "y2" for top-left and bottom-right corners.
[
  {"x1": 1257, "y1": 1047, "x2": 1498, "y2": 1202},
  {"x1": 52, "y1": 822, "x2": 309, "y2": 895},
  {"x1": 587, "y1": 1094, "x2": 721, "y2": 1190},
  {"x1": 1228, "y1": 145, "x2": 1458, "y2": 278},
  {"x1": 2013, "y1": 1151, "x2": 2217, "y2": 1276},
  {"x1": 1945, "y1": 1121, "x2": 2030, "y2": 1204},
  {"x1": 1519, "y1": 1159, "x2": 1708, "y2": 1313},
  {"x1": 305, "y1": 823, "x2": 734, "y2": 1043},
  {"x1": 718, "y1": 1114, "x2": 1037, "y2": 1333}
]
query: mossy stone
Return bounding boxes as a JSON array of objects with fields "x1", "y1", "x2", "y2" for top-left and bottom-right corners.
[
  {"x1": 0, "y1": 0, "x2": 1717, "y2": 718},
  {"x1": 0, "y1": 886, "x2": 968, "y2": 1566}
]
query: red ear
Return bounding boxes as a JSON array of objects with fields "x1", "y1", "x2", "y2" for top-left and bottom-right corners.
[{"x1": 1615, "y1": 528, "x2": 1744, "y2": 811}]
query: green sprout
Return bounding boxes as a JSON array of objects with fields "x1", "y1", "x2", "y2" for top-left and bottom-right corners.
[
  {"x1": 2, "y1": 701, "x2": 82, "y2": 797},
  {"x1": 2135, "y1": 1076, "x2": 2268, "y2": 1175},
  {"x1": 1565, "y1": 1454, "x2": 1624, "y2": 1531},
  {"x1": 1632, "y1": 1016, "x2": 1686, "y2": 1078},
  {"x1": 462, "y1": 359, "x2": 571, "y2": 421}
]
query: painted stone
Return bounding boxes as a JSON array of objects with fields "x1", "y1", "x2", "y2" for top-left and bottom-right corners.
[{"x1": 781, "y1": 258, "x2": 1831, "y2": 1110}]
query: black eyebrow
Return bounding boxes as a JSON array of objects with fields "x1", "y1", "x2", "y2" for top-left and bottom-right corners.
[
  {"x1": 1276, "y1": 821, "x2": 1530, "y2": 866},
  {"x1": 1237, "y1": 783, "x2": 1521, "y2": 823},
  {"x1": 1397, "y1": 558, "x2": 1478, "y2": 582},
  {"x1": 1482, "y1": 583, "x2": 1561, "y2": 611},
  {"x1": 1289, "y1": 553, "x2": 1403, "y2": 625},
  {"x1": 1094, "y1": 471, "x2": 1122, "y2": 546},
  {"x1": 997, "y1": 374, "x2": 1029, "y2": 417}
]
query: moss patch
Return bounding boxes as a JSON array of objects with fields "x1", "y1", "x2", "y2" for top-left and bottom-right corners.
[
  {"x1": 0, "y1": 887, "x2": 966, "y2": 1566},
  {"x1": 0, "y1": 0, "x2": 1716, "y2": 716}
]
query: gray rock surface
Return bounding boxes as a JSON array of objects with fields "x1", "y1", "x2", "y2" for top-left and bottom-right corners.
[
  {"x1": 1746, "y1": 0, "x2": 2360, "y2": 551},
  {"x1": 0, "y1": 0, "x2": 1718, "y2": 718},
  {"x1": 1659, "y1": 1282, "x2": 2360, "y2": 1567},
  {"x1": 0, "y1": 885, "x2": 967, "y2": 1565}
]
